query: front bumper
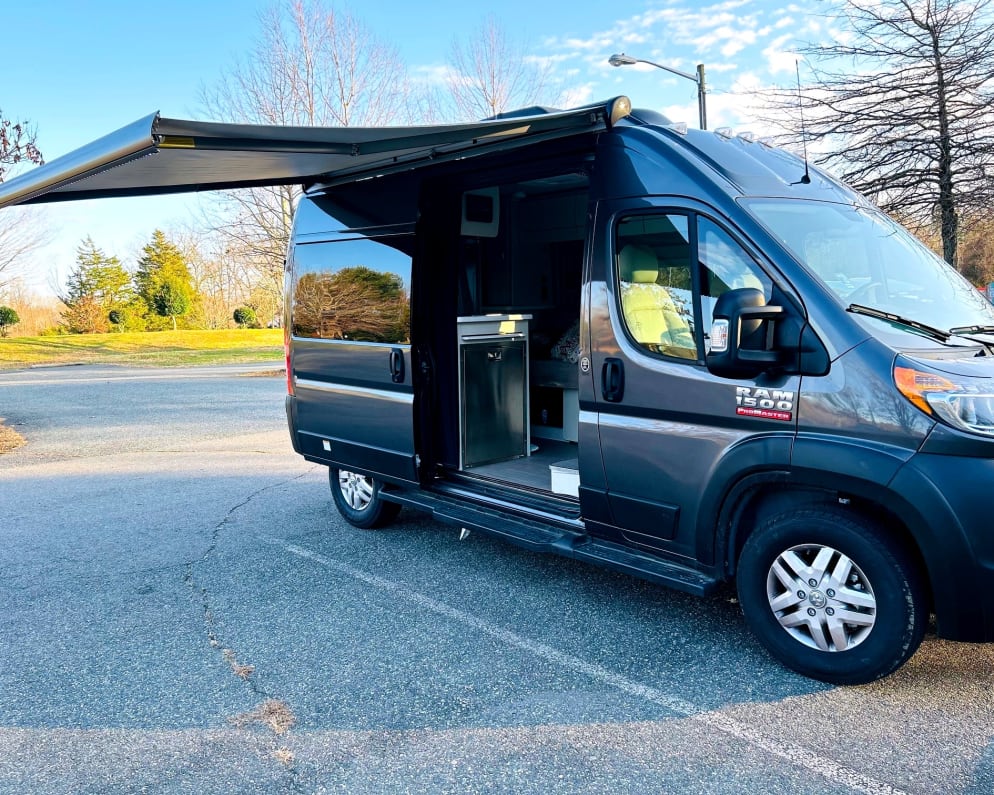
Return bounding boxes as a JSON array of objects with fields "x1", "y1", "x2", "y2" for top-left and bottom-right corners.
[{"x1": 891, "y1": 452, "x2": 994, "y2": 642}]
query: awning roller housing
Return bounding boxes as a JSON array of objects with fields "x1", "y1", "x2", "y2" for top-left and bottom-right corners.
[{"x1": 0, "y1": 97, "x2": 632, "y2": 209}]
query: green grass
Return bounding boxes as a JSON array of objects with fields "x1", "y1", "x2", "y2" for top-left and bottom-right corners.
[{"x1": 0, "y1": 329, "x2": 284, "y2": 371}]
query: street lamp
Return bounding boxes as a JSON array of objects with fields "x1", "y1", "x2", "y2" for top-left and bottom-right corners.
[{"x1": 608, "y1": 53, "x2": 707, "y2": 130}]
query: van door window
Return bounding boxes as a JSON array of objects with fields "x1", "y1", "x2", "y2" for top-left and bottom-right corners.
[
  {"x1": 291, "y1": 234, "x2": 413, "y2": 342},
  {"x1": 698, "y1": 217, "x2": 772, "y2": 350},
  {"x1": 615, "y1": 213, "x2": 771, "y2": 359},
  {"x1": 616, "y1": 214, "x2": 697, "y2": 359}
]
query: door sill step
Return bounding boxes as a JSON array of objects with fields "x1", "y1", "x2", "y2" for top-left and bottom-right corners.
[{"x1": 382, "y1": 487, "x2": 719, "y2": 596}]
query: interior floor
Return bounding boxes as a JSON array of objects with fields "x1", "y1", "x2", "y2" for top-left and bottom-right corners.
[{"x1": 463, "y1": 438, "x2": 577, "y2": 493}]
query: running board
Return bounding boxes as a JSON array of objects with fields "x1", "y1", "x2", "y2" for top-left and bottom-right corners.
[
  {"x1": 381, "y1": 487, "x2": 719, "y2": 596},
  {"x1": 573, "y1": 538, "x2": 718, "y2": 596}
]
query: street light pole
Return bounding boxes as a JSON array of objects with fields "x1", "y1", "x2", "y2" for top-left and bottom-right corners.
[
  {"x1": 608, "y1": 53, "x2": 707, "y2": 130},
  {"x1": 695, "y1": 62, "x2": 707, "y2": 131}
]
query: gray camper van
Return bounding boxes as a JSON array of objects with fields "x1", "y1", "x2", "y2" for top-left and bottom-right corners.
[{"x1": 4, "y1": 97, "x2": 994, "y2": 684}]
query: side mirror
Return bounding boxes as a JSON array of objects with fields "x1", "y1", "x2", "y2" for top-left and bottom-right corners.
[{"x1": 706, "y1": 288, "x2": 785, "y2": 378}]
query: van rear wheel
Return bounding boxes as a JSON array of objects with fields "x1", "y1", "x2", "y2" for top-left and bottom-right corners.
[
  {"x1": 329, "y1": 469, "x2": 401, "y2": 529},
  {"x1": 737, "y1": 506, "x2": 926, "y2": 685}
]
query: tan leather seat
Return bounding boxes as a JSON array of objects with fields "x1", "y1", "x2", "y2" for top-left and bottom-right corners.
[{"x1": 619, "y1": 245, "x2": 694, "y2": 355}]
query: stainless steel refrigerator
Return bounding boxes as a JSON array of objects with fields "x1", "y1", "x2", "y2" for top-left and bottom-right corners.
[{"x1": 460, "y1": 335, "x2": 527, "y2": 468}]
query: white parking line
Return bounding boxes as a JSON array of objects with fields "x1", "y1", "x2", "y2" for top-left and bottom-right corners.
[{"x1": 281, "y1": 541, "x2": 907, "y2": 795}]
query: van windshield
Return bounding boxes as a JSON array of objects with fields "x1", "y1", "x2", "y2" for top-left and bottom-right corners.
[{"x1": 741, "y1": 198, "x2": 994, "y2": 338}]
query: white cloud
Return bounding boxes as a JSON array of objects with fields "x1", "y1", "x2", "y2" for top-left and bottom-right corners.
[
  {"x1": 561, "y1": 34, "x2": 615, "y2": 51},
  {"x1": 523, "y1": 53, "x2": 573, "y2": 69},
  {"x1": 565, "y1": 83, "x2": 597, "y2": 105},
  {"x1": 620, "y1": 32, "x2": 651, "y2": 46},
  {"x1": 764, "y1": 34, "x2": 800, "y2": 75},
  {"x1": 706, "y1": 62, "x2": 743, "y2": 73},
  {"x1": 522, "y1": 0, "x2": 822, "y2": 131},
  {"x1": 410, "y1": 64, "x2": 451, "y2": 87}
]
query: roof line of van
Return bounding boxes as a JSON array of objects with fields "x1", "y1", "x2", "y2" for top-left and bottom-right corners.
[{"x1": 0, "y1": 98, "x2": 633, "y2": 210}]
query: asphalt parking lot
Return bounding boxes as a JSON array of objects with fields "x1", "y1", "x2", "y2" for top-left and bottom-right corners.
[{"x1": 1, "y1": 363, "x2": 992, "y2": 794}]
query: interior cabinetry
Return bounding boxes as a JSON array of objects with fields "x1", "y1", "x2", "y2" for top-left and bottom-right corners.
[
  {"x1": 457, "y1": 315, "x2": 531, "y2": 469},
  {"x1": 530, "y1": 360, "x2": 579, "y2": 443}
]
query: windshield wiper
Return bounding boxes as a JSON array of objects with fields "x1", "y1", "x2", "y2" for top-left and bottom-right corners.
[
  {"x1": 847, "y1": 303, "x2": 952, "y2": 343},
  {"x1": 948, "y1": 324, "x2": 994, "y2": 336}
]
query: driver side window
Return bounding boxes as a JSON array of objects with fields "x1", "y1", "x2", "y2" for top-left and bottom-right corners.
[
  {"x1": 615, "y1": 213, "x2": 771, "y2": 359},
  {"x1": 698, "y1": 218, "x2": 772, "y2": 348}
]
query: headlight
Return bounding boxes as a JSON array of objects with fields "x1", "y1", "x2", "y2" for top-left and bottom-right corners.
[{"x1": 894, "y1": 362, "x2": 994, "y2": 437}]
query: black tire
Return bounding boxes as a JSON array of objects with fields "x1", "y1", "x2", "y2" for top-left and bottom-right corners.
[
  {"x1": 737, "y1": 505, "x2": 927, "y2": 685},
  {"x1": 329, "y1": 468, "x2": 401, "y2": 529}
]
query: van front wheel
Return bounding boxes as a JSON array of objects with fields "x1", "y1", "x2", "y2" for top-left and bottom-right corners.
[
  {"x1": 737, "y1": 506, "x2": 926, "y2": 685},
  {"x1": 329, "y1": 468, "x2": 401, "y2": 529}
]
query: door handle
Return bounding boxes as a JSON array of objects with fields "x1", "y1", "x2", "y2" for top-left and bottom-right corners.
[
  {"x1": 389, "y1": 348, "x2": 405, "y2": 384},
  {"x1": 602, "y1": 357, "x2": 624, "y2": 402}
]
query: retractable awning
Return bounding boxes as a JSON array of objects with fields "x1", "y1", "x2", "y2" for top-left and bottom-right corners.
[{"x1": 0, "y1": 97, "x2": 632, "y2": 209}]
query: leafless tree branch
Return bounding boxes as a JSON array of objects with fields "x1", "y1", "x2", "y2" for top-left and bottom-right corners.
[{"x1": 757, "y1": 0, "x2": 994, "y2": 266}]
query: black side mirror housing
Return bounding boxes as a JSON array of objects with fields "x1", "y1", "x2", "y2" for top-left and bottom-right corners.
[
  {"x1": 706, "y1": 287, "x2": 830, "y2": 379},
  {"x1": 706, "y1": 288, "x2": 786, "y2": 378}
]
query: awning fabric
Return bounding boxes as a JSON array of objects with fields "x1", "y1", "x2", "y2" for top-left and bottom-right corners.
[{"x1": 0, "y1": 97, "x2": 632, "y2": 209}]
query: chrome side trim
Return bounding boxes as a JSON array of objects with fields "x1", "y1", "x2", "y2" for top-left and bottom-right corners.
[
  {"x1": 290, "y1": 337, "x2": 411, "y2": 349},
  {"x1": 294, "y1": 378, "x2": 413, "y2": 404}
]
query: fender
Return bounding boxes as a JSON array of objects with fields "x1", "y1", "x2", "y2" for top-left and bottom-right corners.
[
  {"x1": 701, "y1": 431, "x2": 915, "y2": 570},
  {"x1": 693, "y1": 432, "x2": 794, "y2": 564},
  {"x1": 889, "y1": 457, "x2": 993, "y2": 642},
  {"x1": 707, "y1": 433, "x2": 987, "y2": 641}
]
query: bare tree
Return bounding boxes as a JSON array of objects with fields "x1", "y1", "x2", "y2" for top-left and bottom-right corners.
[
  {"x1": 198, "y1": 0, "x2": 409, "y2": 312},
  {"x1": 0, "y1": 110, "x2": 43, "y2": 182},
  {"x1": 0, "y1": 279, "x2": 64, "y2": 336},
  {"x1": 0, "y1": 112, "x2": 46, "y2": 292},
  {"x1": 0, "y1": 207, "x2": 51, "y2": 294},
  {"x1": 762, "y1": 0, "x2": 994, "y2": 266},
  {"x1": 958, "y1": 213, "x2": 994, "y2": 286},
  {"x1": 445, "y1": 16, "x2": 565, "y2": 120}
]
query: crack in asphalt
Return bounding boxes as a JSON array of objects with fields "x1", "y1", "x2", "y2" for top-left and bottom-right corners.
[{"x1": 182, "y1": 467, "x2": 317, "y2": 793}]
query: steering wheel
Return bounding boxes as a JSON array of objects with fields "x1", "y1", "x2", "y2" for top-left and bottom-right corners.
[{"x1": 846, "y1": 281, "x2": 884, "y2": 305}]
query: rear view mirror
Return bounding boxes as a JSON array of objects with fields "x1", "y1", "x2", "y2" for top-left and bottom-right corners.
[{"x1": 706, "y1": 288, "x2": 785, "y2": 378}]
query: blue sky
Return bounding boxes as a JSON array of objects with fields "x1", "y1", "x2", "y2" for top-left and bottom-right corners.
[{"x1": 3, "y1": 0, "x2": 826, "y2": 292}]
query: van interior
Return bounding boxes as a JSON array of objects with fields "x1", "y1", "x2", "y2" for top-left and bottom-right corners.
[
  {"x1": 312, "y1": 139, "x2": 596, "y2": 504},
  {"x1": 456, "y1": 174, "x2": 589, "y2": 497},
  {"x1": 422, "y1": 165, "x2": 591, "y2": 503}
]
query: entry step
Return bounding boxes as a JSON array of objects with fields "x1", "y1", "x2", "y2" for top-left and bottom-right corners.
[
  {"x1": 574, "y1": 539, "x2": 718, "y2": 596},
  {"x1": 381, "y1": 485, "x2": 720, "y2": 597},
  {"x1": 384, "y1": 486, "x2": 584, "y2": 553},
  {"x1": 549, "y1": 459, "x2": 579, "y2": 498}
]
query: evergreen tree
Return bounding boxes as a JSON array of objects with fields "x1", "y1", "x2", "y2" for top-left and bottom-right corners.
[
  {"x1": 233, "y1": 306, "x2": 258, "y2": 327},
  {"x1": 135, "y1": 230, "x2": 197, "y2": 330},
  {"x1": 64, "y1": 237, "x2": 132, "y2": 306},
  {"x1": 0, "y1": 305, "x2": 19, "y2": 337},
  {"x1": 60, "y1": 237, "x2": 133, "y2": 333}
]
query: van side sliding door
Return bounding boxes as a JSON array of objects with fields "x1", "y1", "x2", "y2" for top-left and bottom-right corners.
[{"x1": 288, "y1": 227, "x2": 418, "y2": 485}]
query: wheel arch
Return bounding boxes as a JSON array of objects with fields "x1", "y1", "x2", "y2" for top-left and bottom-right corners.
[{"x1": 716, "y1": 470, "x2": 933, "y2": 609}]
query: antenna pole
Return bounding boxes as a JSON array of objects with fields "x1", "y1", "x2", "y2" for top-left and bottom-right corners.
[{"x1": 796, "y1": 60, "x2": 811, "y2": 184}]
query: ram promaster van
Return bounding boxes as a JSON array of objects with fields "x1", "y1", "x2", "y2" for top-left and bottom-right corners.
[{"x1": 4, "y1": 97, "x2": 994, "y2": 684}]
